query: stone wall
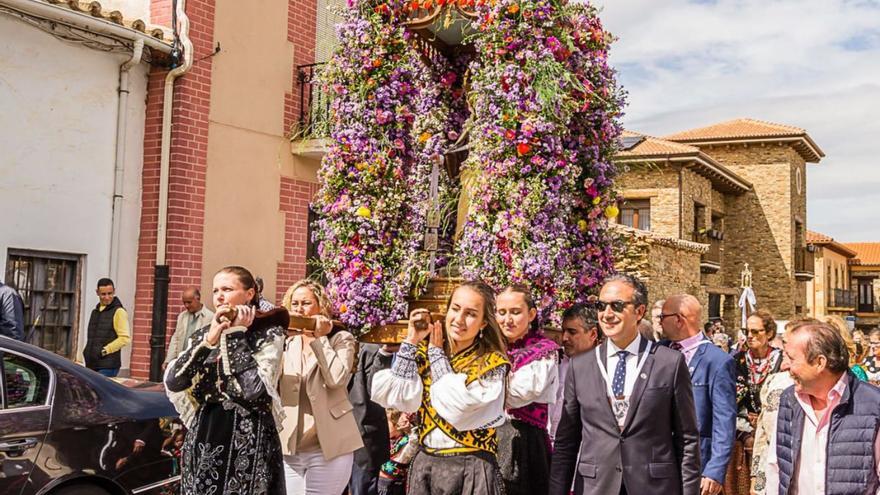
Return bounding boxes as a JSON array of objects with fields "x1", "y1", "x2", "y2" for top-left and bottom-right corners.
[
  {"x1": 615, "y1": 163, "x2": 679, "y2": 238},
  {"x1": 702, "y1": 143, "x2": 807, "y2": 321},
  {"x1": 613, "y1": 226, "x2": 709, "y2": 322}
]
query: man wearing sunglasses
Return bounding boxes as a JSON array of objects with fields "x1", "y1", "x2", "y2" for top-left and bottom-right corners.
[
  {"x1": 550, "y1": 274, "x2": 700, "y2": 495},
  {"x1": 660, "y1": 295, "x2": 736, "y2": 495}
]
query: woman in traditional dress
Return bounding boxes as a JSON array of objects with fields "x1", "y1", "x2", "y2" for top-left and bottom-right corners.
[
  {"x1": 372, "y1": 280, "x2": 510, "y2": 495},
  {"x1": 165, "y1": 265, "x2": 286, "y2": 494},
  {"x1": 278, "y1": 280, "x2": 362, "y2": 495},
  {"x1": 863, "y1": 328, "x2": 880, "y2": 383},
  {"x1": 725, "y1": 309, "x2": 782, "y2": 495},
  {"x1": 494, "y1": 285, "x2": 559, "y2": 495}
]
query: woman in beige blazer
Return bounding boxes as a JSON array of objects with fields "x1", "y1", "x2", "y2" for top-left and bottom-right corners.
[{"x1": 279, "y1": 280, "x2": 363, "y2": 495}]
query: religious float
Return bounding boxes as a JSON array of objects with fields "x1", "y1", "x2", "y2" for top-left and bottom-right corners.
[{"x1": 310, "y1": 0, "x2": 625, "y2": 341}]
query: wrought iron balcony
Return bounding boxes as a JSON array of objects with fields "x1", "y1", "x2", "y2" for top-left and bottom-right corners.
[
  {"x1": 829, "y1": 288, "x2": 856, "y2": 309},
  {"x1": 295, "y1": 62, "x2": 331, "y2": 141}
]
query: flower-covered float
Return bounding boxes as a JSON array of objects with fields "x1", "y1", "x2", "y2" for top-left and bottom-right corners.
[{"x1": 312, "y1": 0, "x2": 626, "y2": 340}]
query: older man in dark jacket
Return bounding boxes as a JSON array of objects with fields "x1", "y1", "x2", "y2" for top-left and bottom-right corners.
[{"x1": 549, "y1": 274, "x2": 701, "y2": 495}]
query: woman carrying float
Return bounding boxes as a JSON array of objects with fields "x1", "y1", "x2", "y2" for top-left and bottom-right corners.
[
  {"x1": 372, "y1": 280, "x2": 510, "y2": 495},
  {"x1": 494, "y1": 285, "x2": 559, "y2": 495}
]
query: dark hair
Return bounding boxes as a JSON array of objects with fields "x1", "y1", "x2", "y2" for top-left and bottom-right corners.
[
  {"x1": 447, "y1": 280, "x2": 507, "y2": 357},
  {"x1": 562, "y1": 302, "x2": 602, "y2": 339},
  {"x1": 704, "y1": 322, "x2": 713, "y2": 332},
  {"x1": 96, "y1": 278, "x2": 115, "y2": 289},
  {"x1": 499, "y1": 284, "x2": 539, "y2": 331},
  {"x1": 216, "y1": 266, "x2": 258, "y2": 306},
  {"x1": 255, "y1": 277, "x2": 265, "y2": 294},
  {"x1": 602, "y1": 273, "x2": 648, "y2": 309},
  {"x1": 789, "y1": 321, "x2": 850, "y2": 373},
  {"x1": 749, "y1": 309, "x2": 777, "y2": 336}
]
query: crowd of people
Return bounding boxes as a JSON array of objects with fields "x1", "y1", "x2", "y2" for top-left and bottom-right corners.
[{"x1": 155, "y1": 266, "x2": 880, "y2": 495}]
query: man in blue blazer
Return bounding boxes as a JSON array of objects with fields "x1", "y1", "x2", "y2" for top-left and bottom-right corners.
[{"x1": 660, "y1": 295, "x2": 736, "y2": 495}]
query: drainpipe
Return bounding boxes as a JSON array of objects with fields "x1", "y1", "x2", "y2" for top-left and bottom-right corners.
[
  {"x1": 109, "y1": 38, "x2": 144, "y2": 281},
  {"x1": 150, "y1": 0, "x2": 194, "y2": 382}
]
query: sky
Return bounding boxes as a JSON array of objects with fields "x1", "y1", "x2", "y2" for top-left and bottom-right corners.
[{"x1": 592, "y1": 0, "x2": 880, "y2": 242}]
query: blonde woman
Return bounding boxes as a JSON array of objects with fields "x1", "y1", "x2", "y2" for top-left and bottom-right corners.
[
  {"x1": 823, "y1": 314, "x2": 868, "y2": 381},
  {"x1": 279, "y1": 280, "x2": 362, "y2": 494}
]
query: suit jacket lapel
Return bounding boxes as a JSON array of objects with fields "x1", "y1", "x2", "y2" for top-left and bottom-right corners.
[
  {"x1": 621, "y1": 338, "x2": 653, "y2": 433},
  {"x1": 687, "y1": 337, "x2": 710, "y2": 376}
]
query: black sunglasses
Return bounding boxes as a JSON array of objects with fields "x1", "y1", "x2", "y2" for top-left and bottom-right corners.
[{"x1": 594, "y1": 300, "x2": 634, "y2": 313}]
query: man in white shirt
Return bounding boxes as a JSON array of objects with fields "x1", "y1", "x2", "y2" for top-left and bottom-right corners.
[
  {"x1": 549, "y1": 274, "x2": 700, "y2": 495},
  {"x1": 764, "y1": 321, "x2": 880, "y2": 495},
  {"x1": 164, "y1": 287, "x2": 213, "y2": 368}
]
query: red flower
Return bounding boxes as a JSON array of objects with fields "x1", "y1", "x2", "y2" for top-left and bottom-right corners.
[
  {"x1": 505, "y1": 129, "x2": 516, "y2": 140},
  {"x1": 516, "y1": 143, "x2": 531, "y2": 156}
]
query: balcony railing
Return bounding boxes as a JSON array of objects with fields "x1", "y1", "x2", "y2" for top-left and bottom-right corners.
[
  {"x1": 295, "y1": 62, "x2": 331, "y2": 140},
  {"x1": 794, "y1": 245, "x2": 815, "y2": 281},
  {"x1": 829, "y1": 288, "x2": 857, "y2": 309},
  {"x1": 699, "y1": 235, "x2": 721, "y2": 273}
]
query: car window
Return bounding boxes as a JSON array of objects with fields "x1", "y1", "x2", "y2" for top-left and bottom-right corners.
[{"x1": 2, "y1": 352, "x2": 50, "y2": 409}]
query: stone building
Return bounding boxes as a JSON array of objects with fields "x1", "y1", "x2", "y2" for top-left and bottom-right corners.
[
  {"x1": 613, "y1": 119, "x2": 824, "y2": 327},
  {"x1": 805, "y1": 230, "x2": 857, "y2": 321},
  {"x1": 843, "y1": 243, "x2": 880, "y2": 331}
]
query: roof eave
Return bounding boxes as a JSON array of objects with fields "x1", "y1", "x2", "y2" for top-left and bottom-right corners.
[
  {"x1": 614, "y1": 153, "x2": 752, "y2": 194},
  {"x1": 667, "y1": 135, "x2": 824, "y2": 163}
]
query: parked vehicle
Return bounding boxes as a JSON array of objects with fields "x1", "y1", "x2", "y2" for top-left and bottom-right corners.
[{"x1": 0, "y1": 336, "x2": 180, "y2": 495}]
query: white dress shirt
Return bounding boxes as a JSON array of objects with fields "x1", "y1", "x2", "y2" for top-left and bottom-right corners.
[
  {"x1": 605, "y1": 334, "x2": 643, "y2": 428},
  {"x1": 765, "y1": 373, "x2": 880, "y2": 495},
  {"x1": 507, "y1": 355, "x2": 559, "y2": 409}
]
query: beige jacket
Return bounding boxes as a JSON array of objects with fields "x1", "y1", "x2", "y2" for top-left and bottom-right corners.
[
  {"x1": 164, "y1": 306, "x2": 214, "y2": 365},
  {"x1": 279, "y1": 331, "x2": 363, "y2": 459}
]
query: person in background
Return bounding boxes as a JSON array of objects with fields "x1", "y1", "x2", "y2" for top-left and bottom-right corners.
[
  {"x1": 650, "y1": 299, "x2": 665, "y2": 341},
  {"x1": 727, "y1": 310, "x2": 782, "y2": 495},
  {"x1": 348, "y1": 341, "x2": 396, "y2": 495},
  {"x1": 377, "y1": 410, "x2": 418, "y2": 495},
  {"x1": 764, "y1": 321, "x2": 880, "y2": 495},
  {"x1": 548, "y1": 303, "x2": 602, "y2": 443},
  {"x1": 164, "y1": 287, "x2": 214, "y2": 369},
  {"x1": 862, "y1": 328, "x2": 880, "y2": 383},
  {"x1": 749, "y1": 319, "x2": 809, "y2": 495},
  {"x1": 823, "y1": 314, "x2": 868, "y2": 381},
  {"x1": 255, "y1": 276, "x2": 276, "y2": 311},
  {"x1": 0, "y1": 279, "x2": 24, "y2": 340},
  {"x1": 279, "y1": 280, "x2": 362, "y2": 495},
  {"x1": 852, "y1": 329, "x2": 867, "y2": 363},
  {"x1": 660, "y1": 294, "x2": 736, "y2": 495},
  {"x1": 84, "y1": 278, "x2": 131, "y2": 377},
  {"x1": 495, "y1": 285, "x2": 559, "y2": 495}
]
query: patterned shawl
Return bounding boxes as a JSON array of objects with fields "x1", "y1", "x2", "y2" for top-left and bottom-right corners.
[{"x1": 507, "y1": 330, "x2": 559, "y2": 429}]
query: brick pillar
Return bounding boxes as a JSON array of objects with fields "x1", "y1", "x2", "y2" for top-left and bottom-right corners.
[
  {"x1": 131, "y1": 0, "x2": 215, "y2": 378},
  {"x1": 276, "y1": 179, "x2": 320, "y2": 303}
]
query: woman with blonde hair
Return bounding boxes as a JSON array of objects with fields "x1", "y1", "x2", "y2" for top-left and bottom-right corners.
[
  {"x1": 372, "y1": 280, "x2": 510, "y2": 495},
  {"x1": 822, "y1": 314, "x2": 868, "y2": 381},
  {"x1": 278, "y1": 279, "x2": 362, "y2": 494}
]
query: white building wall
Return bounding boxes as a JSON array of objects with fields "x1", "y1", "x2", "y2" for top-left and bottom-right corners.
[{"x1": 0, "y1": 14, "x2": 148, "y2": 373}]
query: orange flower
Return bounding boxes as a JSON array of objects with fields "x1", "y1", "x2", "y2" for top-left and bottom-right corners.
[
  {"x1": 507, "y1": 4, "x2": 519, "y2": 14},
  {"x1": 372, "y1": 59, "x2": 382, "y2": 68},
  {"x1": 516, "y1": 143, "x2": 531, "y2": 155},
  {"x1": 422, "y1": 0, "x2": 433, "y2": 8},
  {"x1": 339, "y1": 304, "x2": 348, "y2": 314}
]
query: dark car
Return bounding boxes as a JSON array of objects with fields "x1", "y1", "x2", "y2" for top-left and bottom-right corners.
[{"x1": 0, "y1": 336, "x2": 180, "y2": 495}]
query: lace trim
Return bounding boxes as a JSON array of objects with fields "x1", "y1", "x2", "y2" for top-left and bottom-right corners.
[
  {"x1": 392, "y1": 342, "x2": 419, "y2": 379},
  {"x1": 428, "y1": 345, "x2": 453, "y2": 381}
]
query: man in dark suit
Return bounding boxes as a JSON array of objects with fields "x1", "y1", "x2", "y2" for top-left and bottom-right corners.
[
  {"x1": 549, "y1": 274, "x2": 701, "y2": 495},
  {"x1": 347, "y1": 343, "x2": 394, "y2": 495},
  {"x1": 660, "y1": 295, "x2": 736, "y2": 495}
]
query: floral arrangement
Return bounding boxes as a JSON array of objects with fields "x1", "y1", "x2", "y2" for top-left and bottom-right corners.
[
  {"x1": 315, "y1": 0, "x2": 623, "y2": 332},
  {"x1": 456, "y1": 0, "x2": 624, "y2": 322}
]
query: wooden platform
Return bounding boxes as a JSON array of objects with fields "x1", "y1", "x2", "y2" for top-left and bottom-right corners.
[{"x1": 359, "y1": 276, "x2": 461, "y2": 343}]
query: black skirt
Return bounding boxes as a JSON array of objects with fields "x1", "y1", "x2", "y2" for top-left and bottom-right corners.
[
  {"x1": 181, "y1": 402, "x2": 284, "y2": 494},
  {"x1": 496, "y1": 420, "x2": 550, "y2": 495},
  {"x1": 406, "y1": 449, "x2": 504, "y2": 495}
]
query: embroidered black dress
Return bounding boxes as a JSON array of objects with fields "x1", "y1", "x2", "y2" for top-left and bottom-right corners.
[{"x1": 165, "y1": 324, "x2": 286, "y2": 495}]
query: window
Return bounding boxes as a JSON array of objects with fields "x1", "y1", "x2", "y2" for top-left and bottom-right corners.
[
  {"x1": 693, "y1": 203, "x2": 707, "y2": 238},
  {"x1": 1, "y1": 352, "x2": 51, "y2": 409},
  {"x1": 858, "y1": 279, "x2": 875, "y2": 312},
  {"x1": 619, "y1": 199, "x2": 650, "y2": 231},
  {"x1": 4, "y1": 250, "x2": 82, "y2": 358}
]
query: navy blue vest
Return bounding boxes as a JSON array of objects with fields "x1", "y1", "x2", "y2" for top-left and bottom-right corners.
[{"x1": 776, "y1": 372, "x2": 880, "y2": 495}]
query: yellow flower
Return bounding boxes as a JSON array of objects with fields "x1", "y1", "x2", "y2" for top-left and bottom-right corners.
[
  {"x1": 591, "y1": 196, "x2": 602, "y2": 205},
  {"x1": 356, "y1": 206, "x2": 371, "y2": 218},
  {"x1": 418, "y1": 132, "x2": 432, "y2": 143},
  {"x1": 577, "y1": 219, "x2": 588, "y2": 232},
  {"x1": 604, "y1": 204, "x2": 619, "y2": 218}
]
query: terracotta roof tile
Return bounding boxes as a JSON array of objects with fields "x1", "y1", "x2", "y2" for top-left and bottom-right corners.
[
  {"x1": 845, "y1": 243, "x2": 880, "y2": 266},
  {"x1": 664, "y1": 118, "x2": 806, "y2": 141},
  {"x1": 42, "y1": 0, "x2": 169, "y2": 40},
  {"x1": 807, "y1": 230, "x2": 833, "y2": 243},
  {"x1": 617, "y1": 131, "x2": 700, "y2": 157}
]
